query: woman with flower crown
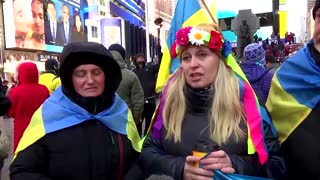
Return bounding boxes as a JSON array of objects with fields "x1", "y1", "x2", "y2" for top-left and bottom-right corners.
[{"x1": 138, "y1": 23, "x2": 286, "y2": 180}]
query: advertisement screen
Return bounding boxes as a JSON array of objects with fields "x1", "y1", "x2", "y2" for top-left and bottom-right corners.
[{"x1": 3, "y1": 0, "x2": 90, "y2": 53}]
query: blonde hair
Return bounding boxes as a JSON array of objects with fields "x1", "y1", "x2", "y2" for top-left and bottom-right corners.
[{"x1": 163, "y1": 23, "x2": 245, "y2": 145}]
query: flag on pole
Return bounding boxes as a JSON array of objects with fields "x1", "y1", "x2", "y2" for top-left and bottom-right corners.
[{"x1": 155, "y1": 0, "x2": 216, "y2": 93}]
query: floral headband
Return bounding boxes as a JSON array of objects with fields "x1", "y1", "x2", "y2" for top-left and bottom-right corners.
[{"x1": 171, "y1": 26, "x2": 225, "y2": 59}]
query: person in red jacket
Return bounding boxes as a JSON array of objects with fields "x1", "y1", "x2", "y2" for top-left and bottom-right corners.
[{"x1": 9, "y1": 61, "x2": 49, "y2": 151}]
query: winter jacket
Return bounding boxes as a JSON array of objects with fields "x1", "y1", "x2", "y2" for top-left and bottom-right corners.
[
  {"x1": 8, "y1": 62, "x2": 49, "y2": 151},
  {"x1": 240, "y1": 63, "x2": 273, "y2": 102},
  {"x1": 111, "y1": 51, "x2": 144, "y2": 124},
  {"x1": 39, "y1": 72, "x2": 61, "y2": 94},
  {"x1": 132, "y1": 61, "x2": 159, "y2": 99},
  {"x1": 10, "y1": 119, "x2": 139, "y2": 180},
  {"x1": 139, "y1": 86, "x2": 286, "y2": 179},
  {"x1": 0, "y1": 96, "x2": 10, "y2": 116},
  {"x1": 10, "y1": 42, "x2": 141, "y2": 180}
]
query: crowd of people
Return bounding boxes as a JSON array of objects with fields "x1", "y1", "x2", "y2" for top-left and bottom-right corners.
[{"x1": 0, "y1": 1, "x2": 319, "y2": 180}]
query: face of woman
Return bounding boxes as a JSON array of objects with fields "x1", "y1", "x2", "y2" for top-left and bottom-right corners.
[
  {"x1": 181, "y1": 46, "x2": 220, "y2": 89},
  {"x1": 72, "y1": 64, "x2": 105, "y2": 97},
  {"x1": 75, "y1": 15, "x2": 82, "y2": 30}
]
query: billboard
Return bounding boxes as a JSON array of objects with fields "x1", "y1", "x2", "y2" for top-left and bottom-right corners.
[{"x1": 3, "y1": 0, "x2": 90, "y2": 53}]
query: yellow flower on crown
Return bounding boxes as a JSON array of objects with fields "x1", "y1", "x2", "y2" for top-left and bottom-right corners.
[{"x1": 188, "y1": 28, "x2": 211, "y2": 46}]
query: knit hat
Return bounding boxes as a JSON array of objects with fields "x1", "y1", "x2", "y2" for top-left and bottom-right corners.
[
  {"x1": 109, "y1": 44, "x2": 126, "y2": 60},
  {"x1": 313, "y1": 0, "x2": 320, "y2": 19},
  {"x1": 243, "y1": 43, "x2": 266, "y2": 66}
]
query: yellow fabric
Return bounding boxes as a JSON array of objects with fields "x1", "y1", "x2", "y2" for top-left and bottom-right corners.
[
  {"x1": 50, "y1": 77, "x2": 61, "y2": 93},
  {"x1": 266, "y1": 75, "x2": 311, "y2": 144},
  {"x1": 126, "y1": 110, "x2": 142, "y2": 152},
  {"x1": 39, "y1": 73, "x2": 56, "y2": 94},
  {"x1": 14, "y1": 106, "x2": 46, "y2": 159}
]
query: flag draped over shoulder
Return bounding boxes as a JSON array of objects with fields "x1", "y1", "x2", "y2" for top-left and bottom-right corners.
[
  {"x1": 155, "y1": 0, "x2": 216, "y2": 93},
  {"x1": 15, "y1": 87, "x2": 141, "y2": 158},
  {"x1": 266, "y1": 40, "x2": 320, "y2": 144}
]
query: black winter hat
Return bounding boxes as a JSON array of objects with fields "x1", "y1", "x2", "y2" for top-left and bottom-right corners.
[
  {"x1": 313, "y1": 0, "x2": 320, "y2": 19},
  {"x1": 109, "y1": 44, "x2": 126, "y2": 60},
  {"x1": 59, "y1": 42, "x2": 122, "y2": 112},
  {"x1": 45, "y1": 59, "x2": 59, "y2": 71}
]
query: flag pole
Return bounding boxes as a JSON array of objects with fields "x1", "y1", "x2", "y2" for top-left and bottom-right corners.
[{"x1": 199, "y1": 0, "x2": 217, "y2": 24}]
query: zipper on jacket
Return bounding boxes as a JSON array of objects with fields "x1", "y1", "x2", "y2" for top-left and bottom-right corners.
[{"x1": 108, "y1": 131, "x2": 115, "y2": 145}]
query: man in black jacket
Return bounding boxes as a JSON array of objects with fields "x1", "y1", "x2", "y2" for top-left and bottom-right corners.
[{"x1": 133, "y1": 53, "x2": 159, "y2": 135}]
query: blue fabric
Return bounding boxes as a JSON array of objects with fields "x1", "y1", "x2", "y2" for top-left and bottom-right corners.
[
  {"x1": 276, "y1": 40, "x2": 320, "y2": 109},
  {"x1": 214, "y1": 170, "x2": 272, "y2": 180},
  {"x1": 41, "y1": 87, "x2": 129, "y2": 135}
]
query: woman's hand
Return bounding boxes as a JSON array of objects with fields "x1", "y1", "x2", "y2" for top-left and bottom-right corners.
[
  {"x1": 183, "y1": 156, "x2": 214, "y2": 180},
  {"x1": 200, "y1": 150, "x2": 235, "y2": 174}
]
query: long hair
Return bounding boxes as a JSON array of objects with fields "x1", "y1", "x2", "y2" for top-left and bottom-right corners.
[{"x1": 163, "y1": 23, "x2": 245, "y2": 145}]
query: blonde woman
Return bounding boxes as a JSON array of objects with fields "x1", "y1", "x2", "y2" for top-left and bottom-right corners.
[{"x1": 139, "y1": 23, "x2": 286, "y2": 180}]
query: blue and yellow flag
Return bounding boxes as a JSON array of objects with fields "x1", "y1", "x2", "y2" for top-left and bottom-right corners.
[
  {"x1": 266, "y1": 40, "x2": 320, "y2": 144},
  {"x1": 155, "y1": 0, "x2": 216, "y2": 93},
  {"x1": 15, "y1": 87, "x2": 141, "y2": 158}
]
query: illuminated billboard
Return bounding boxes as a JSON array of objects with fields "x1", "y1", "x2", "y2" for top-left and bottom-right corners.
[{"x1": 3, "y1": 0, "x2": 89, "y2": 53}]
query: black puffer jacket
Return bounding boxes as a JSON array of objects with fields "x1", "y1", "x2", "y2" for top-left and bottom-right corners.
[
  {"x1": 10, "y1": 42, "x2": 139, "y2": 180},
  {"x1": 139, "y1": 86, "x2": 286, "y2": 179}
]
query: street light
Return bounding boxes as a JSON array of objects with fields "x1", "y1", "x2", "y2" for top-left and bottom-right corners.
[{"x1": 154, "y1": 17, "x2": 163, "y2": 55}]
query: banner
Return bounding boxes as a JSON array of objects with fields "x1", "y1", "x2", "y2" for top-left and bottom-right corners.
[{"x1": 3, "y1": 0, "x2": 90, "y2": 53}]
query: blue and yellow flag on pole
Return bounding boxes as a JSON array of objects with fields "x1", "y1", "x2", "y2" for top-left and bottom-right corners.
[{"x1": 155, "y1": 0, "x2": 216, "y2": 93}]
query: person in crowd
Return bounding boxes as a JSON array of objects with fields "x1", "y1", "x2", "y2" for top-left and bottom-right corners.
[
  {"x1": 8, "y1": 61, "x2": 49, "y2": 152},
  {"x1": 0, "y1": 77, "x2": 6, "y2": 96},
  {"x1": 39, "y1": 58, "x2": 61, "y2": 94},
  {"x1": 139, "y1": 23, "x2": 286, "y2": 180},
  {"x1": 240, "y1": 43, "x2": 274, "y2": 103},
  {"x1": 10, "y1": 42, "x2": 141, "y2": 180},
  {"x1": 0, "y1": 96, "x2": 10, "y2": 116},
  {"x1": 133, "y1": 53, "x2": 159, "y2": 136},
  {"x1": 23, "y1": 0, "x2": 45, "y2": 50},
  {"x1": 4, "y1": 55, "x2": 16, "y2": 84},
  {"x1": 71, "y1": 13, "x2": 86, "y2": 42},
  {"x1": 109, "y1": 44, "x2": 144, "y2": 130},
  {"x1": 266, "y1": 1, "x2": 320, "y2": 179},
  {"x1": 45, "y1": 0, "x2": 59, "y2": 45},
  {"x1": 265, "y1": 55, "x2": 280, "y2": 73}
]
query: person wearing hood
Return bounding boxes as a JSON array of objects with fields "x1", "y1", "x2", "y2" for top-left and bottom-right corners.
[
  {"x1": 109, "y1": 44, "x2": 144, "y2": 129},
  {"x1": 8, "y1": 61, "x2": 50, "y2": 151},
  {"x1": 39, "y1": 58, "x2": 61, "y2": 94},
  {"x1": 10, "y1": 42, "x2": 141, "y2": 180},
  {"x1": 266, "y1": 0, "x2": 320, "y2": 179},
  {"x1": 132, "y1": 53, "x2": 159, "y2": 135},
  {"x1": 240, "y1": 43, "x2": 274, "y2": 103}
]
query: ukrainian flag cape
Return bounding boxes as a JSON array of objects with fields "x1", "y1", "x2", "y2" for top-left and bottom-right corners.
[
  {"x1": 266, "y1": 40, "x2": 320, "y2": 144},
  {"x1": 15, "y1": 87, "x2": 141, "y2": 158}
]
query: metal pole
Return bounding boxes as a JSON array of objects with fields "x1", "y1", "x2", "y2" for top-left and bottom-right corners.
[{"x1": 145, "y1": 0, "x2": 151, "y2": 63}]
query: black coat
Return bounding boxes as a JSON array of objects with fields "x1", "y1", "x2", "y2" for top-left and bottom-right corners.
[
  {"x1": 139, "y1": 87, "x2": 286, "y2": 179},
  {"x1": 10, "y1": 120, "x2": 139, "y2": 180},
  {"x1": 0, "y1": 96, "x2": 10, "y2": 116}
]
